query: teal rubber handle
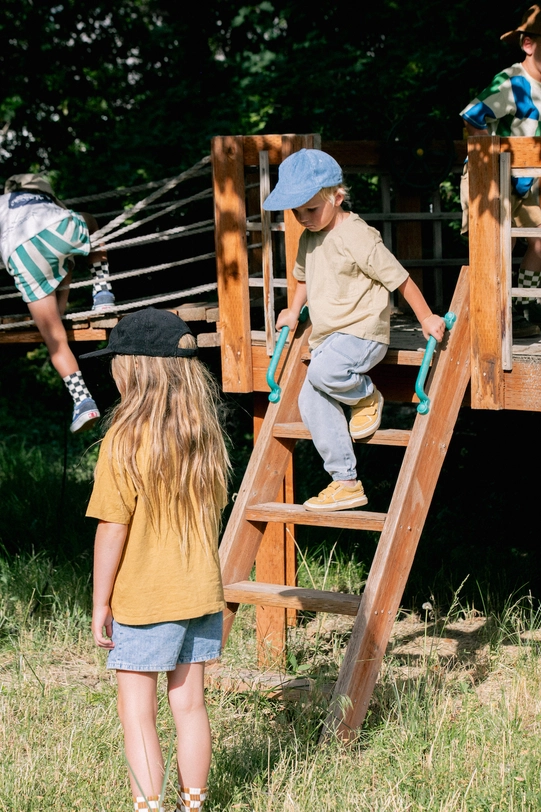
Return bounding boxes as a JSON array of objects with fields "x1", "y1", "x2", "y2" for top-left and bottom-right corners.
[
  {"x1": 267, "y1": 306, "x2": 308, "y2": 403},
  {"x1": 415, "y1": 312, "x2": 456, "y2": 415}
]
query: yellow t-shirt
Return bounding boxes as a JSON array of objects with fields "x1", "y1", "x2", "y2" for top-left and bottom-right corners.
[
  {"x1": 86, "y1": 429, "x2": 226, "y2": 625},
  {"x1": 293, "y1": 212, "x2": 409, "y2": 350}
]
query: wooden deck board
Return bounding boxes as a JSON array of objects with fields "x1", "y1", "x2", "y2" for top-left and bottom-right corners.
[{"x1": 246, "y1": 502, "x2": 386, "y2": 532}]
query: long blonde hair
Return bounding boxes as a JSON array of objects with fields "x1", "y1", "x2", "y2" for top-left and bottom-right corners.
[{"x1": 105, "y1": 333, "x2": 229, "y2": 549}]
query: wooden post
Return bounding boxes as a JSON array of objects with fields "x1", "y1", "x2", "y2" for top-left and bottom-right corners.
[
  {"x1": 212, "y1": 136, "x2": 253, "y2": 392},
  {"x1": 396, "y1": 191, "x2": 423, "y2": 311},
  {"x1": 468, "y1": 135, "x2": 504, "y2": 409},
  {"x1": 254, "y1": 393, "x2": 296, "y2": 667},
  {"x1": 500, "y1": 151, "x2": 513, "y2": 371},
  {"x1": 259, "y1": 151, "x2": 275, "y2": 355},
  {"x1": 282, "y1": 135, "x2": 322, "y2": 305}
]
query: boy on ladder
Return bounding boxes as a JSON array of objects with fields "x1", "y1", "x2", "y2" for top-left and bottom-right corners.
[{"x1": 264, "y1": 149, "x2": 445, "y2": 512}]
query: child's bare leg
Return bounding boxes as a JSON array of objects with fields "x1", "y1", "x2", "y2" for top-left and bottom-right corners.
[
  {"x1": 167, "y1": 663, "x2": 211, "y2": 792},
  {"x1": 27, "y1": 293, "x2": 79, "y2": 378},
  {"x1": 117, "y1": 670, "x2": 165, "y2": 799},
  {"x1": 55, "y1": 268, "x2": 72, "y2": 317},
  {"x1": 27, "y1": 292, "x2": 99, "y2": 432}
]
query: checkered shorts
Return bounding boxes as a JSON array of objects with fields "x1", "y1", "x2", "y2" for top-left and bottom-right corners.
[{"x1": 7, "y1": 212, "x2": 90, "y2": 303}]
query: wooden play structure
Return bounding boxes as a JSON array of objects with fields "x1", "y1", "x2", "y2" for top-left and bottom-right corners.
[
  {"x1": 211, "y1": 133, "x2": 541, "y2": 741},
  {"x1": 3, "y1": 133, "x2": 541, "y2": 740}
]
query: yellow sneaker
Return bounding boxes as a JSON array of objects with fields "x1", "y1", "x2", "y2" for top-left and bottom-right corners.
[
  {"x1": 303, "y1": 480, "x2": 368, "y2": 512},
  {"x1": 349, "y1": 387, "x2": 383, "y2": 440}
]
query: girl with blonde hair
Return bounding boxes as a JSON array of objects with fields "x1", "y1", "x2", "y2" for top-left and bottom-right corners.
[{"x1": 83, "y1": 308, "x2": 229, "y2": 812}]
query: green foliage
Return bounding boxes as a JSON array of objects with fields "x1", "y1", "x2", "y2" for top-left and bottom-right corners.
[
  {"x1": 0, "y1": 440, "x2": 97, "y2": 563},
  {"x1": 0, "y1": 0, "x2": 525, "y2": 195}
]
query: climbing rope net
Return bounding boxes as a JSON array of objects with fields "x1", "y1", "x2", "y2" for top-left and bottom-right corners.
[{"x1": 0, "y1": 155, "x2": 219, "y2": 331}]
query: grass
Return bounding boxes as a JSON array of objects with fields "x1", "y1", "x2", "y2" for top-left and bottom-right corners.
[
  {"x1": 2, "y1": 437, "x2": 541, "y2": 810},
  {"x1": 3, "y1": 544, "x2": 541, "y2": 811}
]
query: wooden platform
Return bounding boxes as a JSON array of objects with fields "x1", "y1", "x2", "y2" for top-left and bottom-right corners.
[
  {"x1": 0, "y1": 301, "x2": 221, "y2": 347},
  {"x1": 5, "y1": 305, "x2": 541, "y2": 410},
  {"x1": 252, "y1": 314, "x2": 541, "y2": 409}
]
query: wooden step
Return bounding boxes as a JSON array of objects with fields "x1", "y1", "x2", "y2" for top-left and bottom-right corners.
[
  {"x1": 224, "y1": 580, "x2": 362, "y2": 616},
  {"x1": 246, "y1": 502, "x2": 386, "y2": 531},
  {"x1": 273, "y1": 423, "x2": 411, "y2": 446}
]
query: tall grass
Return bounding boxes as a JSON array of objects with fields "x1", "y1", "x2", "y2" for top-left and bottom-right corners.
[
  {"x1": 2, "y1": 537, "x2": 541, "y2": 811},
  {"x1": 2, "y1": 443, "x2": 541, "y2": 810}
]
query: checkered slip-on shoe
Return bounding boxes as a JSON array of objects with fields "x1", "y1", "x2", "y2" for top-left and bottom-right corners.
[
  {"x1": 92, "y1": 290, "x2": 116, "y2": 312},
  {"x1": 349, "y1": 387, "x2": 383, "y2": 439},
  {"x1": 70, "y1": 398, "x2": 100, "y2": 434},
  {"x1": 303, "y1": 480, "x2": 368, "y2": 512}
]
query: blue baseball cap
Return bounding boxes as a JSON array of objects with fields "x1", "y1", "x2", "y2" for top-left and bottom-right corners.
[{"x1": 263, "y1": 149, "x2": 343, "y2": 211}]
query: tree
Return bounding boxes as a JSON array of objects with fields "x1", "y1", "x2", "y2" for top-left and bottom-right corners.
[{"x1": 0, "y1": 1, "x2": 527, "y2": 195}]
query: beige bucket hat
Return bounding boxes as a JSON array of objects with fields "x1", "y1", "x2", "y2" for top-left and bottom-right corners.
[{"x1": 4, "y1": 173, "x2": 66, "y2": 208}]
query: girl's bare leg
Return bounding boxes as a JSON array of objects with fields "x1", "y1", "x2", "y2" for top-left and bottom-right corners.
[
  {"x1": 26, "y1": 293, "x2": 79, "y2": 378},
  {"x1": 167, "y1": 662, "x2": 211, "y2": 788},
  {"x1": 116, "y1": 670, "x2": 164, "y2": 798}
]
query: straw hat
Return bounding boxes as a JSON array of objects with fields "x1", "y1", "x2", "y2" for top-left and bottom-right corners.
[{"x1": 501, "y1": 5, "x2": 541, "y2": 44}]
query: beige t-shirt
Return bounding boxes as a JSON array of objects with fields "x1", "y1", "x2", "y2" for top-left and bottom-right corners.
[
  {"x1": 86, "y1": 429, "x2": 225, "y2": 625},
  {"x1": 293, "y1": 212, "x2": 409, "y2": 350}
]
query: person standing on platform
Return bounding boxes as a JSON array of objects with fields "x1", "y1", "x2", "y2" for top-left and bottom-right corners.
[{"x1": 460, "y1": 4, "x2": 541, "y2": 338}]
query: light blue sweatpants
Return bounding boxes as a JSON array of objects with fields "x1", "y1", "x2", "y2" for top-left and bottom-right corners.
[{"x1": 298, "y1": 332, "x2": 387, "y2": 481}]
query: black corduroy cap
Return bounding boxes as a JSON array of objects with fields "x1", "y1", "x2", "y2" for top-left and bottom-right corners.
[{"x1": 80, "y1": 307, "x2": 198, "y2": 359}]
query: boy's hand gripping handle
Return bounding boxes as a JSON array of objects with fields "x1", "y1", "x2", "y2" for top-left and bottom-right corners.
[
  {"x1": 415, "y1": 312, "x2": 456, "y2": 414},
  {"x1": 267, "y1": 307, "x2": 308, "y2": 403}
]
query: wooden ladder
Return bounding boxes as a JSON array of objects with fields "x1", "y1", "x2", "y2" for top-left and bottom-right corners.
[{"x1": 219, "y1": 265, "x2": 471, "y2": 740}]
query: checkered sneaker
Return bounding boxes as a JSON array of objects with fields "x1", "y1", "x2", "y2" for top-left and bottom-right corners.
[
  {"x1": 91, "y1": 260, "x2": 113, "y2": 294},
  {"x1": 63, "y1": 371, "x2": 91, "y2": 406},
  {"x1": 176, "y1": 787, "x2": 208, "y2": 811},
  {"x1": 515, "y1": 268, "x2": 541, "y2": 304},
  {"x1": 133, "y1": 796, "x2": 163, "y2": 811}
]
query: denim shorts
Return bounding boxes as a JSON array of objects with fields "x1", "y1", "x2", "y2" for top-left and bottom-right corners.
[{"x1": 107, "y1": 611, "x2": 223, "y2": 671}]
